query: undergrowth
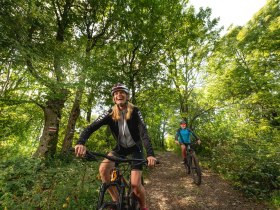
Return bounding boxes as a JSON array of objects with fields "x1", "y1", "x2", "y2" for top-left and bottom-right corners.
[{"x1": 0, "y1": 155, "x2": 100, "y2": 210}]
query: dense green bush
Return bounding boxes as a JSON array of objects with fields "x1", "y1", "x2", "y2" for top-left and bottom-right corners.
[
  {"x1": 0, "y1": 156, "x2": 101, "y2": 210},
  {"x1": 205, "y1": 128, "x2": 280, "y2": 207}
]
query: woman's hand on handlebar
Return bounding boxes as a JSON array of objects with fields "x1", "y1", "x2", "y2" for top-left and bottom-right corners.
[
  {"x1": 147, "y1": 156, "x2": 157, "y2": 167},
  {"x1": 75, "y1": 144, "x2": 87, "y2": 157}
]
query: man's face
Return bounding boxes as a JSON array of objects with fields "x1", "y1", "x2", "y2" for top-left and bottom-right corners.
[
  {"x1": 180, "y1": 123, "x2": 187, "y2": 129},
  {"x1": 113, "y1": 90, "x2": 128, "y2": 105}
]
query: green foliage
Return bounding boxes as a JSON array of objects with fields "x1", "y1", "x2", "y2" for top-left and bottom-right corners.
[
  {"x1": 199, "y1": 102, "x2": 280, "y2": 204},
  {"x1": 0, "y1": 103, "x2": 42, "y2": 160},
  {"x1": 165, "y1": 135, "x2": 176, "y2": 151},
  {"x1": 137, "y1": 85, "x2": 179, "y2": 150},
  {"x1": 1, "y1": 0, "x2": 279, "y2": 208},
  {"x1": 201, "y1": 0, "x2": 280, "y2": 206},
  {"x1": 210, "y1": 137, "x2": 279, "y2": 199},
  {"x1": 0, "y1": 156, "x2": 101, "y2": 210}
]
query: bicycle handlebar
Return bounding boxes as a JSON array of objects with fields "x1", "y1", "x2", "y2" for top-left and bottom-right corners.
[
  {"x1": 183, "y1": 141, "x2": 199, "y2": 145},
  {"x1": 69, "y1": 148, "x2": 149, "y2": 165},
  {"x1": 87, "y1": 150, "x2": 148, "y2": 164},
  {"x1": 182, "y1": 142, "x2": 199, "y2": 151}
]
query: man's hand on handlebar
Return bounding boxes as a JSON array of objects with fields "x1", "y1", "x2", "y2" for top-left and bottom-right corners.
[{"x1": 75, "y1": 144, "x2": 86, "y2": 157}]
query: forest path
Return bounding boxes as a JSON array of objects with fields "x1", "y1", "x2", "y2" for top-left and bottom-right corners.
[{"x1": 144, "y1": 151, "x2": 271, "y2": 210}]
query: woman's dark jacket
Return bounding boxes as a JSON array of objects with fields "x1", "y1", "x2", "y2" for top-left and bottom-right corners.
[{"x1": 76, "y1": 107, "x2": 154, "y2": 157}]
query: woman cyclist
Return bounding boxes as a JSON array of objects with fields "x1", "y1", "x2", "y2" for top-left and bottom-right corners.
[{"x1": 75, "y1": 83, "x2": 157, "y2": 210}]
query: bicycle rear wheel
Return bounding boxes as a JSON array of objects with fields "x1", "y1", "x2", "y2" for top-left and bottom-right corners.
[{"x1": 190, "y1": 154, "x2": 202, "y2": 185}]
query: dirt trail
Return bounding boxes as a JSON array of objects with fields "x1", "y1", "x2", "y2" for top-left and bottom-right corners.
[{"x1": 144, "y1": 151, "x2": 271, "y2": 210}]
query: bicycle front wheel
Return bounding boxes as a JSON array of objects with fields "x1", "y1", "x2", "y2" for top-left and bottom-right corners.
[
  {"x1": 126, "y1": 186, "x2": 140, "y2": 210},
  {"x1": 97, "y1": 183, "x2": 120, "y2": 210},
  {"x1": 190, "y1": 154, "x2": 202, "y2": 185},
  {"x1": 128, "y1": 192, "x2": 140, "y2": 210},
  {"x1": 98, "y1": 202, "x2": 118, "y2": 210},
  {"x1": 184, "y1": 158, "x2": 191, "y2": 175}
]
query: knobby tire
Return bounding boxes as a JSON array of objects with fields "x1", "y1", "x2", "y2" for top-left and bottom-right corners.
[
  {"x1": 190, "y1": 154, "x2": 202, "y2": 185},
  {"x1": 97, "y1": 181, "x2": 141, "y2": 210},
  {"x1": 98, "y1": 203, "x2": 118, "y2": 210},
  {"x1": 128, "y1": 191, "x2": 140, "y2": 210},
  {"x1": 184, "y1": 160, "x2": 191, "y2": 175},
  {"x1": 97, "y1": 183, "x2": 121, "y2": 210}
]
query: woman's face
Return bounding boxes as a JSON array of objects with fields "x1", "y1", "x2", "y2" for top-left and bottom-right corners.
[{"x1": 113, "y1": 90, "x2": 128, "y2": 105}]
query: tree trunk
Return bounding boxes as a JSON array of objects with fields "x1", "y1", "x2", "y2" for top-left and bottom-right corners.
[
  {"x1": 129, "y1": 77, "x2": 136, "y2": 104},
  {"x1": 61, "y1": 88, "x2": 83, "y2": 153},
  {"x1": 33, "y1": 91, "x2": 67, "y2": 158},
  {"x1": 160, "y1": 121, "x2": 166, "y2": 148},
  {"x1": 86, "y1": 88, "x2": 95, "y2": 123}
]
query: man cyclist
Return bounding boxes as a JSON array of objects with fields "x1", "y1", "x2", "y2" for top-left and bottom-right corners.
[
  {"x1": 75, "y1": 83, "x2": 157, "y2": 210},
  {"x1": 175, "y1": 120, "x2": 201, "y2": 164}
]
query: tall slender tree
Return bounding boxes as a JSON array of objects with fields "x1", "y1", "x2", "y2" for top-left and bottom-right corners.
[{"x1": 162, "y1": 6, "x2": 220, "y2": 126}]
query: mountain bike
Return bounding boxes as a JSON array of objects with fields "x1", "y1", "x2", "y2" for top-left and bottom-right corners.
[
  {"x1": 77, "y1": 149, "x2": 147, "y2": 210},
  {"x1": 183, "y1": 143, "x2": 202, "y2": 185}
]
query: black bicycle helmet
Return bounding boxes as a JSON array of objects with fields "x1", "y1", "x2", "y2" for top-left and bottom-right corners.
[
  {"x1": 180, "y1": 120, "x2": 187, "y2": 124},
  {"x1": 111, "y1": 83, "x2": 130, "y2": 96}
]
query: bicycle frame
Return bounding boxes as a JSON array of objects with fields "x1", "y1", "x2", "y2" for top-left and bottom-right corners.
[
  {"x1": 183, "y1": 143, "x2": 202, "y2": 185},
  {"x1": 83, "y1": 150, "x2": 146, "y2": 210},
  {"x1": 97, "y1": 163, "x2": 132, "y2": 209}
]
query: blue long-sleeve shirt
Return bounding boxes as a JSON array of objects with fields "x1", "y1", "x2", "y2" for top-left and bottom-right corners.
[{"x1": 175, "y1": 128, "x2": 199, "y2": 143}]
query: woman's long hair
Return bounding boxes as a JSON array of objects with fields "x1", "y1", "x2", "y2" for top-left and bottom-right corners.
[{"x1": 111, "y1": 102, "x2": 134, "y2": 121}]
